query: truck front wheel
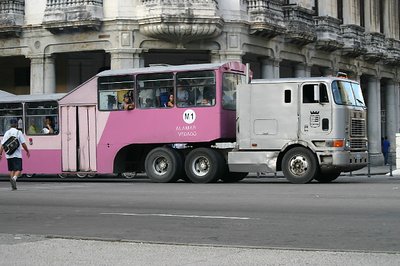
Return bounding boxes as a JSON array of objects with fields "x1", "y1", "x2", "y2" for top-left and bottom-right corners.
[{"x1": 282, "y1": 147, "x2": 318, "y2": 184}]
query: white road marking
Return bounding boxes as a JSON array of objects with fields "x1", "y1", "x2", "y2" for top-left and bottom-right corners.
[{"x1": 100, "y1": 212, "x2": 254, "y2": 220}]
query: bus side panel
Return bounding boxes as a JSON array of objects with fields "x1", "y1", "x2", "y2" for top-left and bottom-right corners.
[
  {"x1": 23, "y1": 149, "x2": 62, "y2": 174},
  {"x1": 61, "y1": 106, "x2": 77, "y2": 171},
  {"x1": 95, "y1": 107, "x2": 225, "y2": 173},
  {"x1": 0, "y1": 135, "x2": 62, "y2": 175},
  {"x1": 78, "y1": 106, "x2": 97, "y2": 171}
]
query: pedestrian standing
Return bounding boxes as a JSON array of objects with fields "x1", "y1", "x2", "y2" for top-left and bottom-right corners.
[
  {"x1": 0, "y1": 118, "x2": 30, "y2": 190},
  {"x1": 382, "y1": 136, "x2": 390, "y2": 165}
]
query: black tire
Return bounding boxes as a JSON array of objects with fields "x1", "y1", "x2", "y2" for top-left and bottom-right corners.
[
  {"x1": 145, "y1": 147, "x2": 182, "y2": 183},
  {"x1": 282, "y1": 147, "x2": 319, "y2": 184},
  {"x1": 314, "y1": 172, "x2": 341, "y2": 183},
  {"x1": 185, "y1": 148, "x2": 224, "y2": 183},
  {"x1": 221, "y1": 172, "x2": 248, "y2": 183}
]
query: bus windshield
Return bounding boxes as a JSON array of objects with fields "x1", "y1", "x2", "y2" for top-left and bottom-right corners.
[{"x1": 332, "y1": 80, "x2": 366, "y2": 107}]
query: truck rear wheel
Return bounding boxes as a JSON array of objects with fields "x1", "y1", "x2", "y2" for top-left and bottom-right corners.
[
  {"x1": 145, "y1": 147, "x2": 182, "y2": 183},
  {"x1": 282, "y1": 147, "x2": 318, "y2": 184},
  {"x1": 185, "y1": 148, "x2": 224, "y2": 183}
]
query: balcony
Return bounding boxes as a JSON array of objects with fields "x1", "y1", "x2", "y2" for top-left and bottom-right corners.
[
  {"x1": 0, "y1": 0, "x2": 24, "y2": 37},
  {"x1": 138, "y1": 0, "x2": 223, "y2": 47},
  {"x1": 363, "y1": 32, "x2": 386, "y2": 62},
  {"x1": 247, "y1": 0, "x2": 286, "y2": 39},
  {"x1": 314, "y1": 16, "x2": 343, "y2": 51},
  {"x1": 43, "y1": 0, "x2": 103, "y2": 33},
  {"x1": 282, "y1": 5, "x2": 316, "y2": 46},
  {"x1": 340, "y1": 24, "x2": 366, "y2": 57},
  {"x1": 385, "y1": 38, "x2": 400, "y2": 66}
]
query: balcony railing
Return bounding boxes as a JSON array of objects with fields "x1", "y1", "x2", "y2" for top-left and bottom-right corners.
[
  {"x1": 314, "y1": 16, "x2": 343, "y2": 51},
  {"x1": 0, "y1": 0, "x2": 24, "y2": 37},
  {"x1": 138, "y1": 0, "x2": 223, "y2": 46},
  {"x1": 341, "y1": 24, "x2": 367, "y2": 57},
  {"x1": 283, "y1": 5, "x2": 316, "y2": 45},
  {"x1": 247, "y1": 0, "x2": 286, "y2": 38},
  {"x1": 363, "y1": 32, "x2": 386, "y2": 62},
  {"x1": 43, "y1": 0, "x2": 103, "y2": 33},
  {"x1": 385, "y1": 38, "x2": 400, "y2": 65}
]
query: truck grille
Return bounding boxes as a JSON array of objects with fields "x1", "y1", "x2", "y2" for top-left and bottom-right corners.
[
  {"x1": 350, "y1": 138, "x2": 367, "y2": 150},
  {"x1": 351, "y1": 118, "x2": 366, "y2": 137}
]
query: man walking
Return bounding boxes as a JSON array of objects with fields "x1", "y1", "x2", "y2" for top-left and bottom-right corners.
[
  {"x1": 0, "y1": 118, "x2": 30, "y2": 190},
  {"x1": 382, "y1": 136, "x2": 390, "y2": 165}
]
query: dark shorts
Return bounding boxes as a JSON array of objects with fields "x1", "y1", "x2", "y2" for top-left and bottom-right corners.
[{"x1": 7, "y1": 157, "x2": 23, "y2": 171}]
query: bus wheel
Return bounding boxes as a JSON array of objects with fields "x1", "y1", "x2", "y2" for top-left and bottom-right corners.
[
  {"x1": 58, "y1": 174, "x2": 68, "y2": 178},
  {"x1": 314, "y1": 172, "x2": 341, "y2": 183},
  {"x1": 185, "y1": 148, "x2": 224, "y2": 183},
  {"x1": 282, "y1": 147, "x2": 318, "y2": 184},
  {"x1": 221, "y1": 172, "x2": 248, "y2": 183},
  {"x1": 122, "y1": 172, "x2": 137, "y2": 179},
  {"x1": 76, "y1": 173, "x2": 88, "y2": 178},
  {"x1": 145, "y1": 147, "x2": 181, "y2": 183}
]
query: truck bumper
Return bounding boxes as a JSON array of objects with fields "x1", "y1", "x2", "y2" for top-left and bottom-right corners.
[{"x1": 318, "y1": 150, "x2": 368, "y2": 173}]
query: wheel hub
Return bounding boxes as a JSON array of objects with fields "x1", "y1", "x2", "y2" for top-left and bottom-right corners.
[{"x1": 289, "y1": 155, "x2": 308, "y2": 176}]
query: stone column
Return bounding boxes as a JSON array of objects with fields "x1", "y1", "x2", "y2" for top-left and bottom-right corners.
[
  {"x1": 44, "y1": 55, "x2": 56, "y2": 94},
  {"x1": 317, "y1": 0, "x2": 337, "y2": 17},
  {"x1": 261, "y1": 59, "x2": 280, "y2": 79},
  {"x1": 294, "y1": 63, "x2": 311, "y2": 78},
  {"x1": 30, "y1": 56, "x2": 45, "y2": 94},
  {"x1": 29, "y1": 54, "x2": 56, "y2": 95},
  {"x1": 367, "y1": 76, "x2": 384, "y2": 165},
  {"x1": 386, "y1": 80, "x2": 399, "y2": 159},
  {"x1": 383, "y1": 0, "x2": 400, "y2": 39},
  {"x1": 364, "y1": 0, "x2": 380, "y2": 32},
  {"x1": 342, "y1": 0, "x2": 360, "y2": 25},
  {"x1": 110, "y1": 49, "x2": 136, "y2": 69},
  {"x1": 133, "y1": 52, "x2": 144, "y2": 68}
]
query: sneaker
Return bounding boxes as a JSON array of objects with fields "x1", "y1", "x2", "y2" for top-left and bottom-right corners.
[{"x1": 10, "y1": 177, "x2": 17, "y2": 190}]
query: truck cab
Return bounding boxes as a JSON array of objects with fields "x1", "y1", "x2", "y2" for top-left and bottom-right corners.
[{"x1": 228, "y1": 77, "x2": 368, "y2": 183}]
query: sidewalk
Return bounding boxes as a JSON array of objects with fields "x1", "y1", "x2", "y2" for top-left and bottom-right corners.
[
  {"x1": 1, "y1": 234, "x2": 399, "y2": 266},
  {"x1": 345, "y1": 164, "x2": 397, "y2": 176}
]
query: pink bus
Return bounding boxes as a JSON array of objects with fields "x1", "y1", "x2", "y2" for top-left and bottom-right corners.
[{"x1": 0, "y1": 62, "x2": 248, "y2": 183}]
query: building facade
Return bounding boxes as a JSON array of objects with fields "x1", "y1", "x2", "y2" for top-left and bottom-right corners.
[{"x1": 0, "y1": 0, "x2": 399, "y2": 164}]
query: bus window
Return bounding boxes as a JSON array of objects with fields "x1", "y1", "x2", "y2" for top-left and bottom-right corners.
[
  {"x1": 176, "y1": 71, "x2": 216, "y2": 107},
  {"x1": 25, "y1": 101, "x2": 59, "y2": 135},
  {"x1": 222, "y1": 73, "x2": 246, "y2": 110},
  {"x1": 137, "y1": 73, "x2": 174, "y2": 108},
  {"x1": 0, "y1": 103, "x2": 23, "y2": 135},
  {"x1": 98, "y1": 75, "x2": 135, "y2": 111}
]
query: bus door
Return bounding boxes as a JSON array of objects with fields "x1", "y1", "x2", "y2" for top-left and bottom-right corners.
[
  {"x1": 299, "y1": 83, "x2": 332, "y2": 139},
  {"x1": 61, "y1": 106, "x2": 97, "y2": 172}
]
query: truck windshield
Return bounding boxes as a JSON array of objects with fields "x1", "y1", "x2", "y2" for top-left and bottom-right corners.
[{"x1": 332, "y1": 80, "x2": 366, "y2": 107}]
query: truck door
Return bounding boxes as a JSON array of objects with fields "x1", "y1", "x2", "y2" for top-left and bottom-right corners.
[
  {"x1": 61, "y1": 105, "x2": 97, "y2": 172},
  {"x1": 299, "y1": 83, "x2": 332, "y2": 138}
]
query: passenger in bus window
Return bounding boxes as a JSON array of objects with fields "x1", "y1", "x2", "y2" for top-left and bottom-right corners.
[
  {"x1": 121, "y1": 93, "x2": 134, "y2": 110},
  {"x1": 27, "y1": 118, "x2": 38, "y2": 134},
  {"x1": 177, "y1": 84, "x2": 189, "y2": 106},
  {"x1": 167, "y1": 94, "x2": 174, "y2": 107},
  {"x1": 41, "y1": 117, "x2": 54, "y2": 134},
  {"x1": 156, "y1": 88, "x2": 170, "y2": 107}
]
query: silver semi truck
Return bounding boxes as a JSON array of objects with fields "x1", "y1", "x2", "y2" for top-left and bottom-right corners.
[{"x1": 228, "y1": 77, "x2": 368, "y2": 184}]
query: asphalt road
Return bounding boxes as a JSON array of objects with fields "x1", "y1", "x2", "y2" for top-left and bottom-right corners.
[{"x1": 1, "y1": 175, "x2": 400, "y2": 254}]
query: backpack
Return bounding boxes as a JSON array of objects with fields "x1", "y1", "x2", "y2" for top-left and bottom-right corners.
[{"x1": 3, "y1": 134, "x2": 20, "y2": 155}]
